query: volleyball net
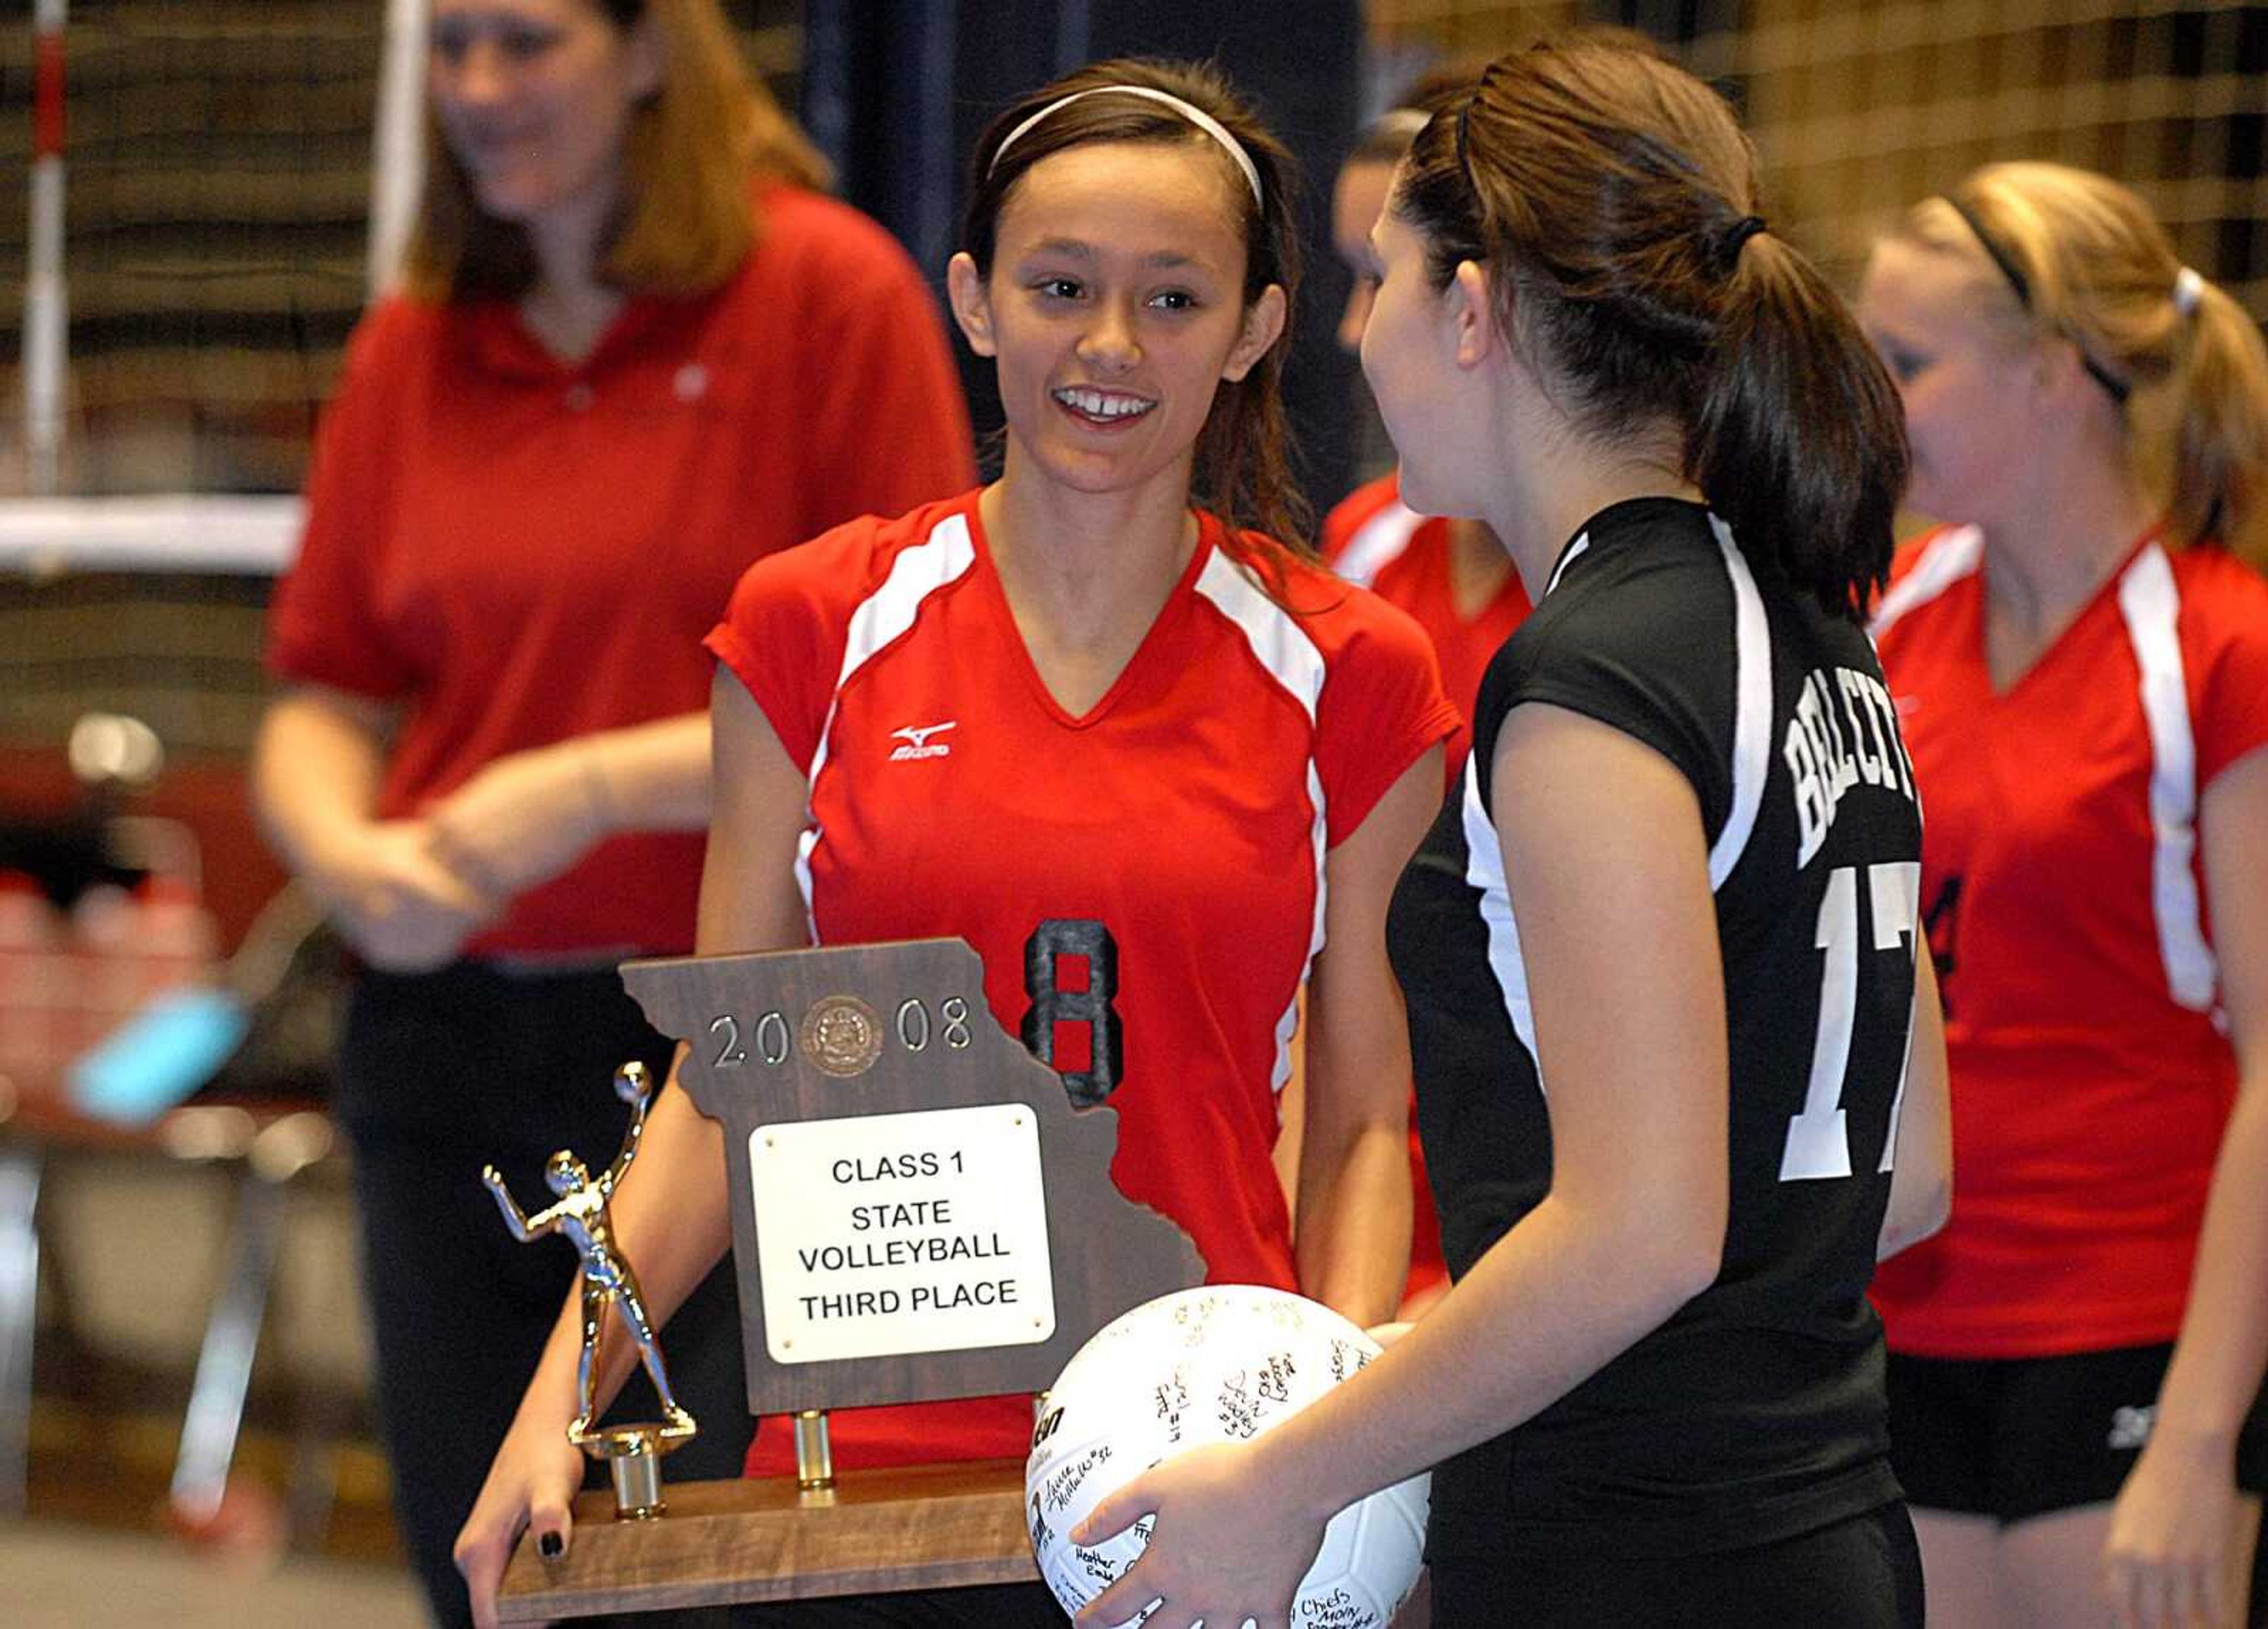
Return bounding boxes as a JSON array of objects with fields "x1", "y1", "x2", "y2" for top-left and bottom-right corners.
[
  {"x1": 0, "y1": 0, "x2": 802, "y2": 770},
  {"x1": 1373, "y1": 0, "x2": 2267, "y2": 316},
  {"x1": 0, "y1": 0, "x2": 2262, "y2": 756}
]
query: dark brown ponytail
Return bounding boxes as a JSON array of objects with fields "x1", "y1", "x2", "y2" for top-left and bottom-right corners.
[
  {"x1": 1394, "y1": 37, "x2": 1908, "y2": 618},
  {"x1": 1692, "y1": 234, "x2": 1910, "y2": 617}
]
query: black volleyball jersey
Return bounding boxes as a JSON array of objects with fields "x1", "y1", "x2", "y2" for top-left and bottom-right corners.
[{"x1": 1389, "y1": 497, "x2": 1924, "y2": 1559}]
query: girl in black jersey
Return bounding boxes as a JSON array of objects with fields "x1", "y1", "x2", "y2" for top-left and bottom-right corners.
[{"x1": 1077, "y1": 35, "x2": 1954, "y2": 1629}]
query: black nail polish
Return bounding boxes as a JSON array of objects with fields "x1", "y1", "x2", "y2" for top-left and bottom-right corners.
[{"x1": 538, "y1": 1532, "x2": 564, "y2": 1559}]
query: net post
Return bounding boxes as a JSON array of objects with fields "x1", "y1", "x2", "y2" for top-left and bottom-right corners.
[
  {"x1": 26, "y1": 0, "x2": 68, "y2": 497},
  {"x1": 369, "y1": 0, "x2": 429, "y2": 299}
]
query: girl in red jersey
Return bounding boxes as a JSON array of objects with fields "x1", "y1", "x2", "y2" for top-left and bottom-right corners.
[
  {"x1": 1077, "y1": 36, "x2": 1950, "y2": 1629},
  {"x1": 1859, "y1": 162, "x2": 2268, "y2": 1629},
  {"x1": 253, "y1": 5, "x2": 972, "y2": 1624},
  {"x1": 451, "y1": 57, "x2": 1454, "y2": 1629}
]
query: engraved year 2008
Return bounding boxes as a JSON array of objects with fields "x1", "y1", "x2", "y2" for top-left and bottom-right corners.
[{"x1": 708, "y1": 994, "x2": 972, "y2": 1069}]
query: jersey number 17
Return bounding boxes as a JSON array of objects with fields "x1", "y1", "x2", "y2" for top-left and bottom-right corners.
[{"x1": 1780, "y1": 861, "x2": 1920, "y2": 1182}]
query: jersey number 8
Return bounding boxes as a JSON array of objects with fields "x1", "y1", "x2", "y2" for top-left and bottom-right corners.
[{"x1": 1021, "y1": 918, "x2": 1125, "y2": 1109}]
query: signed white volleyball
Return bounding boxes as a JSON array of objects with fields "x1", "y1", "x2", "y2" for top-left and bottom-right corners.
[{"x1": 1025, "y1": 1285, "x2": 1429, "y2": 1628}]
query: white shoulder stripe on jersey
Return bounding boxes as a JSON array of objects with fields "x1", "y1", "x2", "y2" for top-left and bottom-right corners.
[
  {"x1": 832, "y1": 511, "x2": 979, "y2": 697},
  {"x1": 1195, "y1": 550, "x2": 1330, "y2": 1094},
  {"x1": 1708, "y1": 515, "x2": 1771, "y2": 891},
  {"x1": 1543, "y1": 530, "x2": 1591, "y2": 597},
  {"x1": 1332, "y1": 499, "x2": 1427, "y2": 589},
  {"x1": 1195, "y1": 550, "x2": 1328, "y2": 719},
  {"x1": 1467, "y1": 517, "x2": 1761, "y2": 1081},
  {"x1": 1869, "y1": 524, "x2": 1983, "y2": 640},
  {"x1": 1462, "y1": 750, "x2": 1542, "y2": 1090},
  {"x1": 794, "y1": 512, "x2": 979, "y2": 933},
  {"x1": 2116, "y1": 543, "x2": 2219, "y2": 1012}
]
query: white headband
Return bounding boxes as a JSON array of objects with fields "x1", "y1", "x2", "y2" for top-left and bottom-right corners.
[
  {"x1": 988, "y1": 84, "x2": 1265, "y2": 209},
  {"x1": 2173, "y1": 266, "x2": 2205, "y2": 318}
]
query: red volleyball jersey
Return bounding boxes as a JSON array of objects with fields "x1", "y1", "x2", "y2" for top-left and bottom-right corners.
[
  {"x1": 1869, "y1": 524, "x2": 2268, "y2": 1356},
  {"x1": 707, "y1": 490, "x2": 1456, "y2": 1471},
  {"x1": 1322, "y1": 473, "x2": 1531, "y2": 1304},
  {"x1": 1323, "y1": 473, "x2": 1531, "y2": 780}
]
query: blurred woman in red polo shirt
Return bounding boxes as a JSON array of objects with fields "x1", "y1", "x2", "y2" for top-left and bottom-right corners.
[{"x1": 250, "y1": 4, "x2": 970, "y2": 1623}]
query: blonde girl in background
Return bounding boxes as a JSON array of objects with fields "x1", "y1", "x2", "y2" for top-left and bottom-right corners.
[{"x1": 1860, "y1": 161, "x2": 2268, "y2": 1629}]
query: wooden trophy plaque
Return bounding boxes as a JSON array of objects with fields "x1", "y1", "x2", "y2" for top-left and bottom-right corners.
[{"x1": 496, "y1": 939, "x2": 1204, "y2": 1621}]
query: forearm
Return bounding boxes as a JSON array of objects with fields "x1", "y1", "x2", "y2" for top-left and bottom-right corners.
[
  {"x1": 598, "y1": 1077, "x2": 734, "y2": 1327},
  {"x1": 1261, "y1": 1188, "x2": 1709, "y2": 1520},
  {"x1": 2151, "y1": 1076, "x2": 2268, "y2": 1448},
  {"x1": 582, "y1": 713, "x2": 712, "y2": 836},
  {"x1": 1878, "y1": 951, "x2": 1952, "y2": 1260},
  {"x1": 508, "y1": 670, "x2": 802, "y2": 1435},
  {"x1": 1296, "y1": 839, "x2": 1425, "y2": 1326},
  {"x1": 1293, "y1": 1114, "x2": 1410, "y2": 1328},
  {"x1": 252, "y1": 689, "x2": 392, "y2": 879},
  {"x1": 485, "y1": 1182, "x2": 537, "y2": 1240}
]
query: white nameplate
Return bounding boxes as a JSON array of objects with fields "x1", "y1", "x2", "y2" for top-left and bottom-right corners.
[{"x1": 748, "y1": 1103, "x2": 1057, "y2": 1365}]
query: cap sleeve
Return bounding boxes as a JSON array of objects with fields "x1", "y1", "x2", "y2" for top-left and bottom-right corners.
[
  {"x1": 1315, "y1": 589, "x2": 1459, "y2": 845},
  {"x1": 705, "y1": 519, "x2": 875, "y2": 774}
]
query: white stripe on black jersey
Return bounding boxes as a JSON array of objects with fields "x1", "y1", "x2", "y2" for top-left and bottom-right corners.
[{"x1": 1390, "y1": 497, "x2": 1923, "y2": 1560}]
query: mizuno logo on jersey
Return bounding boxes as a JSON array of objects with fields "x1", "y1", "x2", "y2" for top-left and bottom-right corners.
[{"x1": 889, "y1": 721, "x2": 957, "y2": 761}]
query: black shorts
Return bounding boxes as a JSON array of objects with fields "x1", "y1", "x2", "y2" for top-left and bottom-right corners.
[
  {"x1": 1426, "y1": 1500, "x2": 1924, "y2": 1628},
  {"x1": 1887, "y1": 1344, "x2": 2268, "y2": 1523}
]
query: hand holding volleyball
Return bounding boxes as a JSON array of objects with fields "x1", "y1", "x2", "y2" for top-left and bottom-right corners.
[{"x1": 1026, "y1": 1285, "x2": 1429, "y2": 1629}]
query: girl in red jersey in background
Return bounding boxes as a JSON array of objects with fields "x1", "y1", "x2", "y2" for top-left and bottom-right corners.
[
  {"x1": 253, "y1": 4, "x2": 972, "y2": 1623},
  {"x1": 1859, "y1": 162, "x2": 2268, "y2": 1629},
  {"x1": 452, "y1": 57, "x2": 1454, "y2": 1629}
]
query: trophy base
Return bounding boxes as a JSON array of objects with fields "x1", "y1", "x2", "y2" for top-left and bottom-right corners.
[
  {"x1": 573, "y1": 1420, "x2": 695, "y2": 1520},
  {"x1": 496, "y1": 1459, "x2": 1036, "y2": 1621},
  {"x1": 496, "y1": 1461, "x2": 1438, "y2": 1627}
]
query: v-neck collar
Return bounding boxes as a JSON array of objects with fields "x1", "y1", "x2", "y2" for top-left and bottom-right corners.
[
  {"x1": 1974, "y1": 519, "x2": 2166, "y2": 701},
  {"x1": 964, "y1": 497, "x2": 1215, "y2": 730},
  {"x1": 462, "y1": 293, "x2": 666, "y2": 382}
]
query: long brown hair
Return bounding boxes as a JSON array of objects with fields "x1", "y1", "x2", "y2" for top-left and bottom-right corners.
[
  {"x1": 405, "y1": 0, "x2": 831, "y2": 303},
  {"x1": 1892, "y1": 164, "x2": 2268, "y2": 571},
  {"x1": 962, "y1": 58, "x2": 1312, "y2": 559},
  {"x1": 1394, "y1": 36, "x2": 1909, "y2": 618}
]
